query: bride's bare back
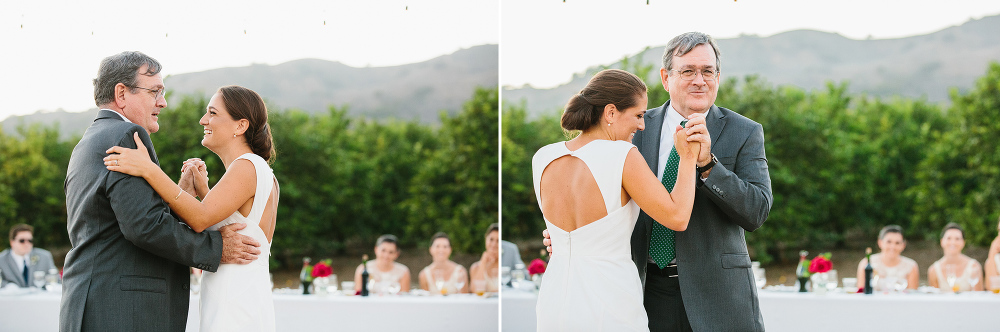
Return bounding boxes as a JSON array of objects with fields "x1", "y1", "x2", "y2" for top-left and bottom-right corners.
[{"x1": 539, "y1": 149, "x2": 630, "y2": 232}]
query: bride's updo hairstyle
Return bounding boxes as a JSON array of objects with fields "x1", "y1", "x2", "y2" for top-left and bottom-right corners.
[
  {"x1": 218, "y1": 85, "x2": 276, "y2": 164},
  {"x1": 562, "y1": 69, "x2": 647, "y2": 131}
]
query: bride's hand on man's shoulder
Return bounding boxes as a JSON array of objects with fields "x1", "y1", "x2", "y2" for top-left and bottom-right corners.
[{"x1": 104, "y1": 132, "x2": 153, "y2": 177}]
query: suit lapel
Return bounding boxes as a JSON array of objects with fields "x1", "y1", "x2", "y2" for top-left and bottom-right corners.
[
  {"x1": 707, "y1": 105, "x2": 727, "y2": 154},
  {"x1": 0, "y1": 253, "x2": 17, "y2": 285},
  {"x1": 642, "y1": 102, "x2": 669, "y2": 172},
  {"x1": 146, "y1": 137, "x2": 160, "y2": 166}
]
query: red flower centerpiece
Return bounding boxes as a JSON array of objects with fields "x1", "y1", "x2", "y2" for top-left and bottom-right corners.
[
  {"x1": 312, "y1": 260, "x2": 333, "y2": 278},
  {"x1": 805, "y1": 252, "x2": 835, "y2": 293},
  {"x1": 809, "y1": 255, "x2": 832, "y2": 274},
  {"x1": 310, "y1": 259, "x2": 335, "y2": 296},
  {"x1": 528, "y1": 258, "x2": 547, "y2": 276}
]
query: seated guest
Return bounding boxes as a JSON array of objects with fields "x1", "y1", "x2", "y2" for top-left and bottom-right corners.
[
  {"x1": 501, "y1": 240, "x2": 524, "y2": 272},
  {"x1": 856, "y1": 225, "x2": 919, "y2": 291},
  {"x1": 418, "y1": 232, "x2": 469, "y2": 295},
  {"x1": 928, "y1": 223, "x2": 983, "y2": 292},
  {"x1": 1, "y1": 224, "x2": 57, "y2": 288},
  {"x1": 354, "y1": 234, "x2": 411, "y2": 294},
  {"x1": 470, "y1": 223, "x2": 499, "y2": 293},
  {"x1": 985, "y1": 217, "x2": 1000, "y2": 290}
]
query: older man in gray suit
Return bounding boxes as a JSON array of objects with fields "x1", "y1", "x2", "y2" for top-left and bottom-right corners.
[
  {"x1": 630, "y1": 32, "x2": 772, "y2": 332},
  {"x1": 545, "y1": 32, "x2": 771, "y2": 331},
  {"x1": 61, "y1": 51, "x2": 261, "y2": 332}
]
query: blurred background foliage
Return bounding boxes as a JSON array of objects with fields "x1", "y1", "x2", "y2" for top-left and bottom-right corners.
[
  {"x1": 502, "y1": 60, "x2": 1000, "y2": 264},
  {"x1": 0, "y1": 87, "x2": 498, "y2": 271}
]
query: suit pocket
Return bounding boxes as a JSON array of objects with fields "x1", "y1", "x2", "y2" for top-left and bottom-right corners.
[
  {"x1": 119, "y1": 275, "x2": 167, "y2": 294},
  {"x1": 721, "y1": 253, "x2": 752, "y2": 269}
]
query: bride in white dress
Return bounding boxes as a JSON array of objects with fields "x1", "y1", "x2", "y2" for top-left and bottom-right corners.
[
  {"x1": 532, "y1": 69, "x2": 700, "y2": 331},
  {"x1": 106, "y1": 85, "x2": 279, "y2": 332}
]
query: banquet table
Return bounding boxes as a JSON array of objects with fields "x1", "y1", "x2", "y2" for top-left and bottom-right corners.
[
  {"x1": 0, "y1": 289, "x2": 498, "y2": 331},
  {"x1": 502, "y1": 288, "x2": 1000, "y2": 331}
]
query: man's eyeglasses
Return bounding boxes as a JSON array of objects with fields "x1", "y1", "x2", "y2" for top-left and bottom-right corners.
[
  {"x1": 670, "y1": 69, "x2": 719, "y2": 82},
  {"x1": 16, "y1": 238, "x2": 32, "y2": 244},
  {"x1": 133, "y1": 86, "x2": 166, "y2": 99}
]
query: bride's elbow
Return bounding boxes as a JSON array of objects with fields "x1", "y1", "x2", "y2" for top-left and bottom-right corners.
[
  {"x1": 187, "y1": 218, "x2": 212, "y2": 233},
  {"x1": 672, "y1": 218, "x2": 689, "y2": 232}
]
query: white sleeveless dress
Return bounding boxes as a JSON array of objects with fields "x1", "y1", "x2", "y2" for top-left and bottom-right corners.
[
  {"x1": 200, "y1": 153, "x2": 276, "y2": 332},
  {"x1": 532, "y1": 140, "x2": 649, "y2": 332}
]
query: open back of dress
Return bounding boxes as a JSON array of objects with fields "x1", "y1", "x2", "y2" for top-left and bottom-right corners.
[{"x1": 532, "y1": 140, "x2": 649, "y2": 332}]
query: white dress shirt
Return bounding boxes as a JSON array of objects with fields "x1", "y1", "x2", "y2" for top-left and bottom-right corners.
[
  {"x1": 11, "y1": 253, "x2": 26, "y2": 274},
  {"x1": 651, "y1": 105, "x2": 711, "y2": 264}
]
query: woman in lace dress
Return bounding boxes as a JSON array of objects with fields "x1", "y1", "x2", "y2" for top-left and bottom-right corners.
[
  {"x1": 984, "y1": 218, "x2": 1000, "y2": 290},
  {"x1": 106, "y1": 85, "x2": 279, "y2": 331},
  {"x1": 469, "y1": 223, "x2": 500, "y2": 294},
  {"x1": 856, "y1": 225, "x2": 919, "y2": 291},
  {"x1": 419, "y1": 232, "x2": 469, "y2": 294},
  {"x1": 928, "y1": 223, "x2": 983, "y2": 292},
  {"x1": 355, "y1": 234, "x2": 411, "y2": 294}
]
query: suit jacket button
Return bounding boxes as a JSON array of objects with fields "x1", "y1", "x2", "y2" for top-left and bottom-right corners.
[{"x1": 182, "y1": 283, "x2": 190, "y2": 290}]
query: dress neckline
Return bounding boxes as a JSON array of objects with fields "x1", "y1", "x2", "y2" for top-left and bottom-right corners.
[{"x1": 563, "y1": 139, "x2": 618, "y2": 153}]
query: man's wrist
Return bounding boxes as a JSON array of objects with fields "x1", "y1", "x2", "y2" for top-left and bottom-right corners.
[{"x1": 696, "y1": 154, "x2": 718, "y2": 175}]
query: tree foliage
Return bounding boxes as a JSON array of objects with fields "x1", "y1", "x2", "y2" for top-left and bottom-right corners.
[
  {"x1": 503, "y1": 59, "x2": 1000, "y2": 264},
  {"x1": 0, "y1": 87, "x2": 499, "y2": 271}
]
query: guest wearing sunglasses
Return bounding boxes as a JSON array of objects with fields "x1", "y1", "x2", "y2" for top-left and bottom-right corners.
[{"x1": 1, "y1": 224, "x2": 57, "y2": 288}]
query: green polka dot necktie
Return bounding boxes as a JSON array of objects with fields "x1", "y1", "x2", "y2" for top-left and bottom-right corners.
[{"x1": 649, "y1": 120, "x2": 687, "y2": 269}]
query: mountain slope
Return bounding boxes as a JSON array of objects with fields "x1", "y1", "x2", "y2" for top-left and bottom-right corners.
[{"x1": 504, "y1": 15, "x2": 1000, "y2": 116}]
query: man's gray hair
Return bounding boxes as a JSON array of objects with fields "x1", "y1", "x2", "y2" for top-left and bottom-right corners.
[
  {"x1": 661, "y1": 32, "x2": 721, "y2": 71},
  {"x1": 93, "y1": 51, "x2": 162, "y2": 106}
]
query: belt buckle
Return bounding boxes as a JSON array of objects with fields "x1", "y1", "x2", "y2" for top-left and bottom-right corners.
[{"x1": 666, "y1": 263, "x2": 678, "y2": 278}]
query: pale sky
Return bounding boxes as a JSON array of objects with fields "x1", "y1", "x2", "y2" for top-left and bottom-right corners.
[
  {"x1": 501, "y1": 0, "x2": 1000, "y2": 88},
  {"x1": 0, "y1": 0, "x2": 499, "y2": 120}
]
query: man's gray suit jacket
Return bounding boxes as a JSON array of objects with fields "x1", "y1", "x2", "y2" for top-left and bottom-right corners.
[
  {"x1": 61, "y1": 110, "x2": 224, "y2": 332},
  {"x1": 630, "y1": 101, "x2": 772, "y2": 331},
  {"x1": 0, "y1": 247, "x2": 57, "y2": 287}
]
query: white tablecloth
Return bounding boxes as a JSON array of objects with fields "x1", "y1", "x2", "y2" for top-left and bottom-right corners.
[
  {"x1": 502, "y1": 288, "x2": 1000, "y2": 332},
  {"x1": 0, "y1": 291, "x2": 498, "y2": 331}
]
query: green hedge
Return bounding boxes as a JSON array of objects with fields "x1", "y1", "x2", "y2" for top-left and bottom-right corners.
[{"x1": 0, "y1": 87, "x2": 499, "y2": 270}]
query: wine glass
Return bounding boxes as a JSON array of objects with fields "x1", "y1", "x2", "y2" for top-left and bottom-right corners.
[
  {"x1": 472, "y1": 279, "x2": 486, "y2": 296},
  {"x1": 328, "y1": 275, "x2": 339, "y2": 293},
  {"x1": 455, "y1": 279, "x2": 466, "y2": 294},
  {"x1": 46, "y1": 269, "x2": 60, "y2": 288},
  {"x1": 893, "y1": 278, "x2": 908, "y2": 293},
  {"x1": 510, "y1": 267, "x2": 526, "y2": 290},
  {"x1": 434, "y1": 270, "x2": 446, "y2": 295},
  {"x1": 969, "y1": 264, "x2": 981, "y2": 291},
  {"x1": 386, "y1": 280, "x2": 401, "y2": 295},
  {"x1": 501, "y1": 266, "x2": 512, "y2": 288},
  {"x1": 988, "y1": 276, "x2": 1000, "y2": 294},
  {"x1": 33, "y1": 271, "x2": 46, "y2": 289},
  {"x1": 945, "y1": 264, "x2": 958, "y2": 293},
  {"x1": 824, "y1": 270, "x2": 838, "y2": 292}
]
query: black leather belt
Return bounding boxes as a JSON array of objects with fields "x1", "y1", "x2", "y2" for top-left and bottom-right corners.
[{"x1": 647, "y1": 262, "x2": 678, "y2": 278}]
